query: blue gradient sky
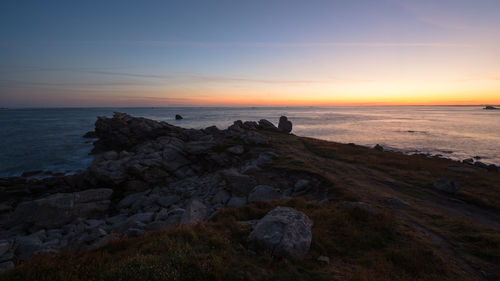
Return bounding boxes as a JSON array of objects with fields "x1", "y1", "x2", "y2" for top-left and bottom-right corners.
[{"x1": 1, "y1": 0, "x2": 500, "y2": 106}]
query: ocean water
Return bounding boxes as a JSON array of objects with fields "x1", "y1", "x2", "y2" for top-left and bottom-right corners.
[{"x1": 1, "y1": 106, "x2": 499, "y2": 177}]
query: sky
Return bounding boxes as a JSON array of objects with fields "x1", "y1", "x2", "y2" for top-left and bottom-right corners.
[{"x1": 1, "y1": 0, "x2": 500, "y2": 107}]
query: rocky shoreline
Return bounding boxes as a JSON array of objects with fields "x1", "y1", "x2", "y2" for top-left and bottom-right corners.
[{"x1": 0, "y1": 113, "x2": 325, "y2": 271}]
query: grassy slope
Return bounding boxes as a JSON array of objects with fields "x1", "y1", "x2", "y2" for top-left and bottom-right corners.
[{"x1": 2, "y1": 132, "x2": 499, "y2": 281}]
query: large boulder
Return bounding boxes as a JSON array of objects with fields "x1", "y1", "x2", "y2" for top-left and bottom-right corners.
[
  {"x1": 222, "y1": 169, "x2": 257, "y2": 196},
  {"x1": 433, "y1": 178, "x2": 460, "y2": 194},
  {"x1": 14, "y1": 189, "x2": 113, "y2": 229},
  {"x1": 278, "y1": 116, "x2": 292, "y2": 133},
  {"x1": 258, "y1": 119, "x2": 279, "y2": 131},
  {"x1": 248, "y1": 207, "x2": 313, "y2": 260}
]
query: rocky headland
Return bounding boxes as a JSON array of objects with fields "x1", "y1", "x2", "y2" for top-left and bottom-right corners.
[{"x1": 0, "y1": 113, "x2": 499, "y2": 280}]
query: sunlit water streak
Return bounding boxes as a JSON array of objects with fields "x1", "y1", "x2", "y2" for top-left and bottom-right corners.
[{"x1": 1, "y1": 106, "x2": 499, "y2": 177}]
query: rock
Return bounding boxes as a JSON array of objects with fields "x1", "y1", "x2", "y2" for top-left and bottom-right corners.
[
  {"x1": 14, "y1": 188, "x2": 113, "y2": 229},
  {"x1": 462, "y1": 158, "x2": 474, "y2": 165},
  {"x1": 487, "y1": 164, "x2": 498, "y2": 172},
  {"x1": 227, "y1": 197, "x2": 247, "y2": 207},
  {"x1": 222, "y1": 169, "x2": 257, "y2": 196},
  {"x1": 0, "y1": 261, "x2": 14, "y2": 272},
  {"x1": 93, "y1": 112, "x2": 182, "y2": 152},
  {"x1": 474, "y1": 161, "x2": 488, "y2": 169},
  {"x1": 103, "y1": 150, "x2": 119, "y2": 161},
  {"x1": 294, "y1": 179, "x2": 310, "y2": 190},
  {"x1": 155, "y1": 209, "x2": 170, "y2": 221},
  {"x1": 433, "y1": 178, "x2": 460, "y2": 194},
  {"x1": 228, "y1": 120, "x2": 244, "y2": 132},
  {"x1": 226, "y1": 145, "x2": 244, "y2": 155},
  {"x1": 204, "y1": 126, "x2": 219, "y2": 135},
  {"x1": 254, "y1": 152, "x2": 277, "y2": 167},
  {"x1": 278, "y1": 116, "x2": 292, "y2": 133},
  {"x1": 0, "y1": 241, "x2": 10, "y2": 257},
  {"x1": 128, "y1": 212, "x2": 155, "y2": 224},
  {"x1": 374, "y1": 144, "x2": 383, "y2": 151},
  {"x1": 157, "y1": 195, "x2": 181, "y2": 208},
  {"x1": 15, "y1": 234, "x2": 42, "y2": 259},
  {"x1": 317, "y1": 255, "x2": 330, "y2": 264},
  {"x1": 248, "y1": 185, "x2": 281, "y2": 203},
  {"x1": 119, "y1": 191, "x2": 149, "y2": 208},
  {"x1": 242, "y1": 121, "x2": 258, "y2": 130},
  {"x1": 484, "y1": 105, "x2": 499, "y2": 110},
  {"x1": 83, "y1": 131, "x2": 97, "y2": 138},
  {"x1": 447, "y1": 166, "x2": 475, "y2": 173},
  {"x1": 248, "y1": 207, "x2": 313, "y2": 260},
  {"x1": 212, "y1": 190, "x2": 230, "y2": 204},
  {"x1": 175, "y1": 114, "x2": 183, "y2": 120},
  {"x1": 242, "y1": 132, "x2": 270, "y2": 145},
  {"x1": 180, "y1": 199, "x2": 207, "y2": 225},
  {"x1": 258, "y1": 119, "x2": 279, "y2": 131},
  {"x1": 342, "y1": 201, "x2": 378, "y2": 214}
]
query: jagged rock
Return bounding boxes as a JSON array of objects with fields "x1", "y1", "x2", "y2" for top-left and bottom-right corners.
[
  {"x1": 258, "y1": 119, "x2": 279, "y2": 131},
  {"x1": 487, "y1": 164, "x2": 498, "y2": 172},
  {"x1": 212, "y1": 190, "x2": 230, "y2": 204},
  {"x1": 248, "y1": 207, "x2": 313, "y2": 260},
  {"x1": 228, "y1": 120, "x2": 244, "y2": 132},
  {"x1": 462, "y1": 158, "x2": 474, "y2": 165},
  {"x1": 433, "y1": 178, "x2": 460, "y2": 194},
  {"x1": 474, "y1": 161, "x2": 488, "y2": 169},
  {"x1": 180, "y1": 199, "x2": 207, "y2": 225},
  {"x1": 227, "y1": 145, "x2": 244, "y2": 155},
  {"x1": 242, "y1": 132, "x2": 270, "y2": 145},
  {"x1": 342, "y1": 201, "x2": 378, "y2": 214},
  {"x1": 222, "y1": 169, "x2": 256, "y2": 196},
  {"x1": 15, "y1": 234, "x2": 42, "y2": 259},
  {"x1": 14, "y1": 188, "x2": 113, "y2": 229},
  {"x1": 93, "y1": 112, "x2": 182, "y2": 152},
  {"x1": 0, "y1": 241, "x2": 10, "y2": 257},
  {"x1": 175, "y1": 114, "x2": 183, "y2": 120},
  {"x1": 278, "y1": 116, "x2": 292, "y2": 133},
  {"x1": 83, "y1": 131, "x2": 97, "y2": 138},
  {"x1": 242, "y1": 121, "x2": 258, "y2": 130},
  {"x1": 128, "y1": 212, "x2": 155, "y2": 224},
  {"x1": 227, "y1": 197, "x2": 247, "y2": 207},
  {"x1": 374, "y1": 144, "x2": 383, "y2": 151},
  {"x1": 248, "y1": 185, "x2": 281, "y2": 203},
  {"x1": 157, "y1": 195, "x2": 181, "y2": 208},
  {"x1": 119, "y1": 191, "x2": 149, "y2": 208}
]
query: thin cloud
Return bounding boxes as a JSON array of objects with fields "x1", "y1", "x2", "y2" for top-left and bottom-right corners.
[{"x1": 130, "y1": 40, "x2": 474, "y2": 48}]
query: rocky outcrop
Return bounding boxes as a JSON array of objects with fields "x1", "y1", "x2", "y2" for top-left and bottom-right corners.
[
  {"x1": 175, "y1": 114, "x2": 183, "y2": 120},
  {"x1": 13, "y1": 188, "x2": 113, "y2": 229},
  {"x1": 248, "y1": 207, "x2": 313, "y2": 260},
  {"x1": 0, "y1": 113, "x2": 329, "y2": 270}
]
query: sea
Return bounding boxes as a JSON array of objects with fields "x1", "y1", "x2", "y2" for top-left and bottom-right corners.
[{"x1": 1, "y1": 106, "x2": 499, "y2": 177}]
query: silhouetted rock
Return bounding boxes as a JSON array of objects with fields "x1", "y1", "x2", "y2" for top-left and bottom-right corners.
[
  {"x1": 258, "y1": 119, "x2": 279, "y2": 131},
  {"x1": 278, "y1": 116, "x2": 292, "y2": 133},
  {"x1": 374, "y1": 144, "x2": 384, "y2": 151},
  {"x1": 484, "y1": 105, "x2": 498, "y2": 110},
  {"x1": 175, "y1": 114, "x2": 183, "y2": 120}
]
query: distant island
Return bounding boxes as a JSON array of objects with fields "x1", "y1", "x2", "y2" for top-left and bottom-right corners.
[{"x1": 484, "y1": 105, "x2": 499, "y2": 110}]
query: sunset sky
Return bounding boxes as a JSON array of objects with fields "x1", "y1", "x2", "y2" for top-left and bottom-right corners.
[{"x1": 1, "y1": 0, "x2": 500, "y2": 107}]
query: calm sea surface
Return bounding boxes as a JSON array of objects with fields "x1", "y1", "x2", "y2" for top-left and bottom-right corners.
[{"x1": 1, "y1": 106, "x2": 499, "y2": 177}]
